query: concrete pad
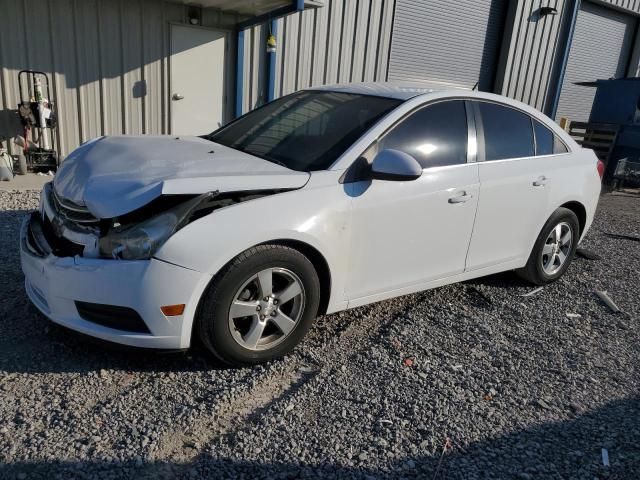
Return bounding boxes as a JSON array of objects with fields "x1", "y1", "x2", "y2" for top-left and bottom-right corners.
[{"x1": 0, "y1": 173, "x2": 51, "y2": 191}]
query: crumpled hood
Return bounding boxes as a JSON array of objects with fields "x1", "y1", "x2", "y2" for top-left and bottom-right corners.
[{"x1": 53, "y1": 135, "x2": 310, "y2": 218}]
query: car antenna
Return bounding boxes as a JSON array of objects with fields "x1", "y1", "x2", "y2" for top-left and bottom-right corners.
[{"x1": 472, "y1": 81, "x2": 479, "y2": 91}]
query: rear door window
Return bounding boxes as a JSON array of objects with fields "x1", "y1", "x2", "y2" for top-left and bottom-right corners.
[
  {"x1": 477, "y1": 102, "x2": 534, "y2": 160},
  {"x1": 378, "y1": 100, "x2": 468, "y2": 168}
]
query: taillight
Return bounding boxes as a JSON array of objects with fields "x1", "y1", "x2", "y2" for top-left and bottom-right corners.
[{"x1": 597, "y1": 160, "x2": 605, "y2": 179}]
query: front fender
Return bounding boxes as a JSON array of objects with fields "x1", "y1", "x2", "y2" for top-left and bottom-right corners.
[{"x1": 154, "y1": 174, "x2": 351, "y2": 312}]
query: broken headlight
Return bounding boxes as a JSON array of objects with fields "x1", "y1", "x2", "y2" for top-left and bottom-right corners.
[{"x1": 99, "y1": 193, "x2": 213, "y2": 260}]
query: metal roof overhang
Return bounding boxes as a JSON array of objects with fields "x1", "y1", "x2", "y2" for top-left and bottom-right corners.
[{"x1": 176, "y1": 0, "x2": 323, "y2": 27}]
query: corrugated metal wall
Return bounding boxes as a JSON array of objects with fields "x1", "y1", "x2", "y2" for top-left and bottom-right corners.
[
  {"x1": 0, "y1": 0, "x2": 239, "y2": 157},
  {"x1": 600, "y1": 0, "x2": 640, "y2": 11},
  {"x1": 240, "y1": 0, "x2": 396, "y2": 114},
  {"x1": 498, "y1": 0, "x2": 570, "y2": 112},
  {"x1": 3, "y1": 0, "x2": 640, "y2": 160},
  {"x1": 498, "y1": 0, "x2": 640, "y2": 114},
  {"x1": 240, "y1": 0, "x2": 640, "y2": 119}
]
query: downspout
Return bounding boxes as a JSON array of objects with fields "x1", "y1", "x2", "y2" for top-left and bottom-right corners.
[
  {"x1": 235, "y1": 29, "x2": 245, "y2": 118},
  {"x1": 267, "y1": 1, "x2": 302, "y2": 101},
  {"x1": 549, "y1": 0, "x2": 581, "y2": 119},
  {"x1": 267, "y1": 19, "x2": 278, "y2": 102},
  {"x1": 236, "y1": 1, "x2": 305, "y2": 116}
]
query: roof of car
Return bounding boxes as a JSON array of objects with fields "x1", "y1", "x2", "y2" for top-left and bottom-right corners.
[{"x1": 308, "y1": 81, "x2": 471, "y2": 100}]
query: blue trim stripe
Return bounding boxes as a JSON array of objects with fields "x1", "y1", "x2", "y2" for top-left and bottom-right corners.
[
  {"x1": 236, "y1": 29, "x2": 245, "y2": 118},
  {"x1": 267, "y1": 20, "x2": 278, "y2": 102}
]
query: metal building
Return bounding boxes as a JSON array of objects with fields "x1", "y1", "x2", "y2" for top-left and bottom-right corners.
[{"x1": 1, "y1": 0, "x2": 639, "y2": 158}]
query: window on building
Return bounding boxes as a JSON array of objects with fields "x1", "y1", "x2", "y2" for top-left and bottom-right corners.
[
  {"x1": 478, "y1": 102, "x2": 535, "y2": 160},
  {"x1": 378, "y1": 100, "x2": 468, "y2": 168}
]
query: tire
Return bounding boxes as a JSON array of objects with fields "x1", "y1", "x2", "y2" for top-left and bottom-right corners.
[
  {"x1": 196, "y1": 244, "x2": 321, "y2": 366},
  {"x1": 517, "y1": 207, "x2": 580, "y2": 285},
  {"x1": 17, "y1": 154, "x2": 28, "y2": 175}
]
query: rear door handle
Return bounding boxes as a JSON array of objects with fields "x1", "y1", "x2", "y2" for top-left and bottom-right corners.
[
  {"x1": 172, "y1": 93, "x2": 184, "y2": 101},
  {"x1": 448, "y1": 191, "x2": 472, "y2": 204},
  {"x1": 533, "y1": 176, "x2": 548, "y2": 187}
]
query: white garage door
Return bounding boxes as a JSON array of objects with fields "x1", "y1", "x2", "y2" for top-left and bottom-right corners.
[
  {"x1": 556, "y1": 1, "x2": 637, "y2": 122},
  {"x1": 388, "y1": 0, "x2": 508, "y2": 91}
]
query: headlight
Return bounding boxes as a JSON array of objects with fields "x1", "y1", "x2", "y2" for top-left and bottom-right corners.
[{"x1": 99, "y1": 193, "x2": 213, "y2": 260}]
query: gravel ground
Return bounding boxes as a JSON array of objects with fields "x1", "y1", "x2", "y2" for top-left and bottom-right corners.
[{"x1": 0, "y1": 189, "x2": 638, "y2": 480}]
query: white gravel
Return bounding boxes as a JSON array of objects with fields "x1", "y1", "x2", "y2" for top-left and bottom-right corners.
[{"x1": 0, "y1": 189, "x2": 639, "y2": 479}]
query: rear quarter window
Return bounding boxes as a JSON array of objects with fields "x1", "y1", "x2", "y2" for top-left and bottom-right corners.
[{"x1": 533, "y1": 118, "x2": 569, "y2": 155}]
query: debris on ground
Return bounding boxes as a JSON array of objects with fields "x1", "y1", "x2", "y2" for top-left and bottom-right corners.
[
  {"x1": 521, "y1": 286, "x2": 544, "y2": 297},
  {"x1": 403, "y1": 356, "x2": 415, "y2": 367},
  {"x1": 433, "y1": 438, "x2": 453, "y2": 480},
  {"x1": 535, "y1": 398, "x2": 556, "y2": 411},
  {"x1": 602, "y1": 231, "x2": 640, "y2": 243},
  {"x1": 595, "y1": 290, "x2": 622, "y2": 313},
  {"x1": 566, "y1": 313, "x2": 582, "y2": 319},
  {"x1": 576, "y1": 247, "x2": 601, "y2": 260},
  {"x1": 602, "y1": 448, "x2": 610, "y2": 467}
]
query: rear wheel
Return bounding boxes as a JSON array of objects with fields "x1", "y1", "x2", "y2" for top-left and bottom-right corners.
[
  {"x1": 517, "y1": 207, "x2": 579, "y2": 285},
  {"x1": 196, "y1": 245, "x2": 320, "y2": 366}
]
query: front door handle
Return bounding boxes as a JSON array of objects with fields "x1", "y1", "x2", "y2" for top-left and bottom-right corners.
[
  {"x1": 533, "y1": 176, "x2": 548, "y2": 187},
  {"x1": 448, "y1": 191, "x2": 472, "y2": 204},
  {"x1": 172, "y1": 93, "x2": 184, "y2": 101}
]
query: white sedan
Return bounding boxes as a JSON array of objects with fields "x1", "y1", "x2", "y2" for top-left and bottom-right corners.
[{"x1": 21, "y1": 83, "x2": 602, "y2": 366}]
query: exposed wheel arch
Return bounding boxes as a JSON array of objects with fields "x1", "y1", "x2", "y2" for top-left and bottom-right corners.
[
  {"x1": 262, "y1": 239, "x2": 332, "y2": 316},
  {"x1": 560, "y1": 201, "x2": 587, "y2": 236}
]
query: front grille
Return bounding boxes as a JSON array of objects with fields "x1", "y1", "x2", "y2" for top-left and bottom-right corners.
[
  {"x1": 41, "y1": 214, "x2": 85, "y2": 257},
  {"x1": 51, "y1": 188, "x2": 99, "y2": 225},
  {"x1": 75, "y1": 302, "x2": 151, "y2": 334},
  {"x1": 37, "y1": 183, "x2": 100, "y2": 257},
  {"x1": 26, "y1": 212, "x2": 51, "y2": 256}
]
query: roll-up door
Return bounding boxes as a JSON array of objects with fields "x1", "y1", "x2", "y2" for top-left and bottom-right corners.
[
  {"x1": 556, "y1": 1, "x2": 637, "y2": 122},
  {"x1": 388, "y1": 0, "x2": 508, "y2": 91}
]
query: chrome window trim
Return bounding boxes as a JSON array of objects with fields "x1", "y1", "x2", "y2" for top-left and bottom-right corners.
[
  {"x1": 471, "y1": 152, "x2": 572, "y2": 165},
  {"x1": 471, "y1": 99, "x2": 573, "y2": 163}
]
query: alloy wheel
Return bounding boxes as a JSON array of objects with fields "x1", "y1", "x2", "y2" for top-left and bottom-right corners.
[
  {"x1": 540, "y1": 222, "x2": 573, "y2": 276},
  {"x1": 228, "y1": 267, "x2": 305, "y2": 351}
]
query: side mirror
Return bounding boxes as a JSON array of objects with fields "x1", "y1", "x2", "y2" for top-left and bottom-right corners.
[{"x1": 370, "y1": 149, "x2": 422, "y2": 181}]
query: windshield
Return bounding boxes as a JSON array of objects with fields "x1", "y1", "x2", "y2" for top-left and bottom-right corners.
[{"x1": 207, "y1": 91, "x2": 401, "y2": 172}]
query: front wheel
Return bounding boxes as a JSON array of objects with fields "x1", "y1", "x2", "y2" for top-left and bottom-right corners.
[
  {"x1": 196, "y1": 245, "x2": 320, "y2": 366},
  {"x1": 517, "y1": 207, "x2": 580, "y2": 285}
]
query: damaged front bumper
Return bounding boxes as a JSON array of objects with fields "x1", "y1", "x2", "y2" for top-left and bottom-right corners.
[{"x1": 20, "y1": 214, "x2": 212, "y2": 349}]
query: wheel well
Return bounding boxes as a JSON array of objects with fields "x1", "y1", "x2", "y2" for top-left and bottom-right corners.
[
  {"x1": 560, "y1": 201, "x2": 587, "y2": 236},
  {"x1": 266, "y1": 239, "x2": 332, "y2": 316}
]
